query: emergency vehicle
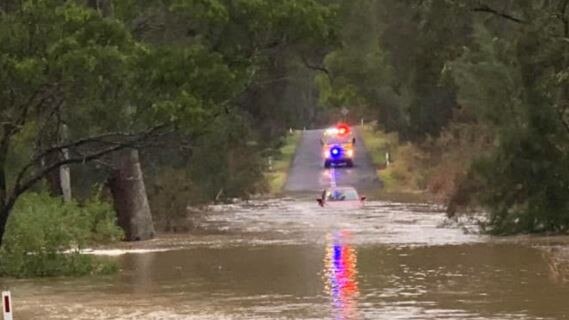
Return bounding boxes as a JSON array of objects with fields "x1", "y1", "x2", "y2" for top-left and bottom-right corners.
[{"x1": 321, "y1": 124, "x2": 356, "y2": 168}]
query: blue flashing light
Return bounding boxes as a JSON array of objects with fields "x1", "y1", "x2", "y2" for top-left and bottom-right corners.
[{"x1": 330, "y1": 146, "x2": 343, "y2": 159}]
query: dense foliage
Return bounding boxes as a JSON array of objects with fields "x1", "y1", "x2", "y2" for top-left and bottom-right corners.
[
  {"x1": 0, "y1": 0, "x2": 338, "y2": 275},
  {"x1": 0, "y1": 193, "x2": 121, "y2": 277},
  {"x1": 322, "y1": 0, "x2": 569, "y2": 234}
]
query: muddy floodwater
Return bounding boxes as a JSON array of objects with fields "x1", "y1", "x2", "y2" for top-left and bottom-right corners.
[{"x1": 3, "y1": 198, "x2": 569, "y2": 319}]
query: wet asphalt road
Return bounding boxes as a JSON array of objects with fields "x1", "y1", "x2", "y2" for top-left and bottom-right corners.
[{"x1": 284, "y1": 128, "x2": 381, "y2": 193}]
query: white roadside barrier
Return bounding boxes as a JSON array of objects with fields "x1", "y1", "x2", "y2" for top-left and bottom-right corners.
[{"x1": 2, "y1": 291, "x2": 13, "y2": 320}]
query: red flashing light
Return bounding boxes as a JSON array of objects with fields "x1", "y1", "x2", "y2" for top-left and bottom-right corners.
[{"x1": 336, "y1": 123, "x2": 350, "y2": 136}]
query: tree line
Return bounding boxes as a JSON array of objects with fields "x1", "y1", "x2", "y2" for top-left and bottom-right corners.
[
  {"x1": 0, "y1": 0, "x2": 338, "y2": 247},
  {"x1": 1, "y1": 0, "x2": 568, "y2": 256},
  {"x1": 321, "y1": 0, "x2": 569, "y2": 234}
]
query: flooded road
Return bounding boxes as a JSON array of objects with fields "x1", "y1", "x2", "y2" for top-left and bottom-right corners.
[
  {"x1": 3, "y1": 199, "x2": 569, "y2": 319},
  {"x1": 285, "y1": 129, "x2": 381, "y2": 192}
]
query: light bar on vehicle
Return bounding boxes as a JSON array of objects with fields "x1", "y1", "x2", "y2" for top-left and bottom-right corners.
[
  {"x1": 336, "y1": 123, "x2": 350, "y2": 136},
  {"x1": 325, "y1": 127, "x2": 339, "y2": 135}
]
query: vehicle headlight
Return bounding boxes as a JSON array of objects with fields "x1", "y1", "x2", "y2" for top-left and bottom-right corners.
[{"x1": 346, "y1": 150, "x2": 353, "y2": 158}]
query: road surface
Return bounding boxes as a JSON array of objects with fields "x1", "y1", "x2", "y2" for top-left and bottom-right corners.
[{"x1": 284, "y1": 128, "x2": 381, "y2": 193}]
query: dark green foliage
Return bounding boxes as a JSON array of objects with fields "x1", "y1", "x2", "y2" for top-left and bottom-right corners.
[
  {"x1": 475, "y1": 119, "x2": 569, "y2": 234},
  {"x1": 189, "y1": 113, "x2": 267, "y2": 200},
  {"x1": 318, "y1": 0, "x2": 471, "y2": 139},
  {"x1": 0, "y1": 0, "x2": 339, "y2": 249},
  {"x1": 449, "y1": 1, "x2": 569, "y2": 233},
  {"x1": 320, "y1": 0, "x2": 569, "y2": 234},
  {"x1": 146, "y1": 112, "x2": 267, "y2": 231}
]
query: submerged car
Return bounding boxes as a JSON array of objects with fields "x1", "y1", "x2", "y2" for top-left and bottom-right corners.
[{"x1": 316, "y1": 186, "x2": 366, "y2": 208}]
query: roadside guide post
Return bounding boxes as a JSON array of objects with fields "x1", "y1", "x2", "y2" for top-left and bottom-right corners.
[
  {"x1": 341, "y1": 107, "x2": 349, "y2": 121},
  {"x1": 2, "y1": 291, "x2": 13, "y2": 320}
]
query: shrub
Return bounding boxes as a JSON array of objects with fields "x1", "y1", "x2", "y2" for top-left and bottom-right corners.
[
  {"x1": 147, "y1": 168, "x2": 202, "y2": 232},
  {"x1": 0, "y1": 193, "x2": 122, "y2": 277}
]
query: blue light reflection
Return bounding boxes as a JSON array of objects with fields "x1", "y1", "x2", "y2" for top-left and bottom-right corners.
[{"x1": 323, "y1": 231, "x2": 360, "y2": 320}]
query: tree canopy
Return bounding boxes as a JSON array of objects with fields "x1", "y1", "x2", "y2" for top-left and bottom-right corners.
[
  {"x1": 2, "y1": 0, "x2": 569, "y2": 247},
  {"x1": 0, "y1": 0, "x2": 339, "y2": 245}
]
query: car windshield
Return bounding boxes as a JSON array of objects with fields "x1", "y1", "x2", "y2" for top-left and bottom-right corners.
[{"x1": 325, "y1": 189, "x2": 359, "y2": 201}]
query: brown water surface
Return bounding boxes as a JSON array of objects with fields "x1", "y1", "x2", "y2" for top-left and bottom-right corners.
[{"x1": 2, "y1": 199, "x2": 569, "y2": 319}]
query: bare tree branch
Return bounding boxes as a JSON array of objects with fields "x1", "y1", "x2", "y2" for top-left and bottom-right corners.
[
  {"x1": 10, "y1": 124, "x2": 170, "y2": 204},
  {"x1": 472, "y1": 5, "x2": 526, "y2": 24},
  {"x1": 300, "y1": 54, "x2": 330, "y2": 75}
]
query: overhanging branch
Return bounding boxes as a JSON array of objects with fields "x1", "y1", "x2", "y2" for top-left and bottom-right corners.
[
  {"x1": 9, "y1": 124, "x2": 170, "y2": 207},
  {"x1": 472, "y1": 5, "x2": 526, "y2": 24},
  {"x1": 300, "y1": 54, "x2": 330, "y2": 75}
]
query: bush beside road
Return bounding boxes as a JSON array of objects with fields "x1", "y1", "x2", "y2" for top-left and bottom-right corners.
[
  {"x1": 0, "y1": 193, "x2": 122, "y2": 278},
  {"x1": 361, "y1": 123, "x2": 490, "y2": 206}
]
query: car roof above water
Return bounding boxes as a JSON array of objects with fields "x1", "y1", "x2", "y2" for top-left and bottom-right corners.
[{"x1": 327, "y1": 186, "x2": 357, "y2": 191}]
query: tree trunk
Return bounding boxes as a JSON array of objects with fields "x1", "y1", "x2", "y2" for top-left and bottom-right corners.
[
  {"x1": 44, "y1": 124, "x2": 72, "y2": 202},
  {"x1": 59, "y1": 124, "x2": 72, "y2": 202},
  {"x1": 0, "y1": 208, "x2": 9, "y2": 248},
  {"x1": 59, "y1": 162, "x2": 72, "y2": 202},
  {"x1": 0, "y1": 127, "x2": 11, "y2": 247},
  {"x1": 107, "y1": 149, "x2": 155, "y2": 241}
]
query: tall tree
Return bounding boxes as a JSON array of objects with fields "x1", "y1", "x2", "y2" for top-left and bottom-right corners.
[{"x1": 0, "y1": 0, "x2": 237, "y2": 245}]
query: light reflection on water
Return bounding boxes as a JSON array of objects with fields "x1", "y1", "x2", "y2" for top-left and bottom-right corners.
[{"x1": 323, "y1": 231, "x2": 360, "y2": 320}]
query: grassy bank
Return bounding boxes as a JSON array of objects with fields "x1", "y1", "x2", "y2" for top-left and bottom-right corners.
[
  {"x1": 360, "y1": 124, "x2": 432, "y2": 200},
  {"x1": 265, "y1": 131, "x2": 302, "y2": 195},
  {"x1": 361, "y1": 123, "x2": 486, "y2": 208}
]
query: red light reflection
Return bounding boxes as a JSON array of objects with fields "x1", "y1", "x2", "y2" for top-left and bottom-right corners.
[{"x1": 323, "y1": 231, "x2": 360, "y2": 319}]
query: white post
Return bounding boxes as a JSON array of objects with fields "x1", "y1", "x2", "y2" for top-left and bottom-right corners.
[
  {"x1": 289, "y1": 128, "x2": 293, "y2": 134},
  {"x1": 2, "y1": 291, "x2": 13, "y2": 320},
  {"x1": 361, "y1": 118, "x2": 364, "y2": 127},
  {"x1": 385, "y1": 152, "x2": 391, "y2": 167}
]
